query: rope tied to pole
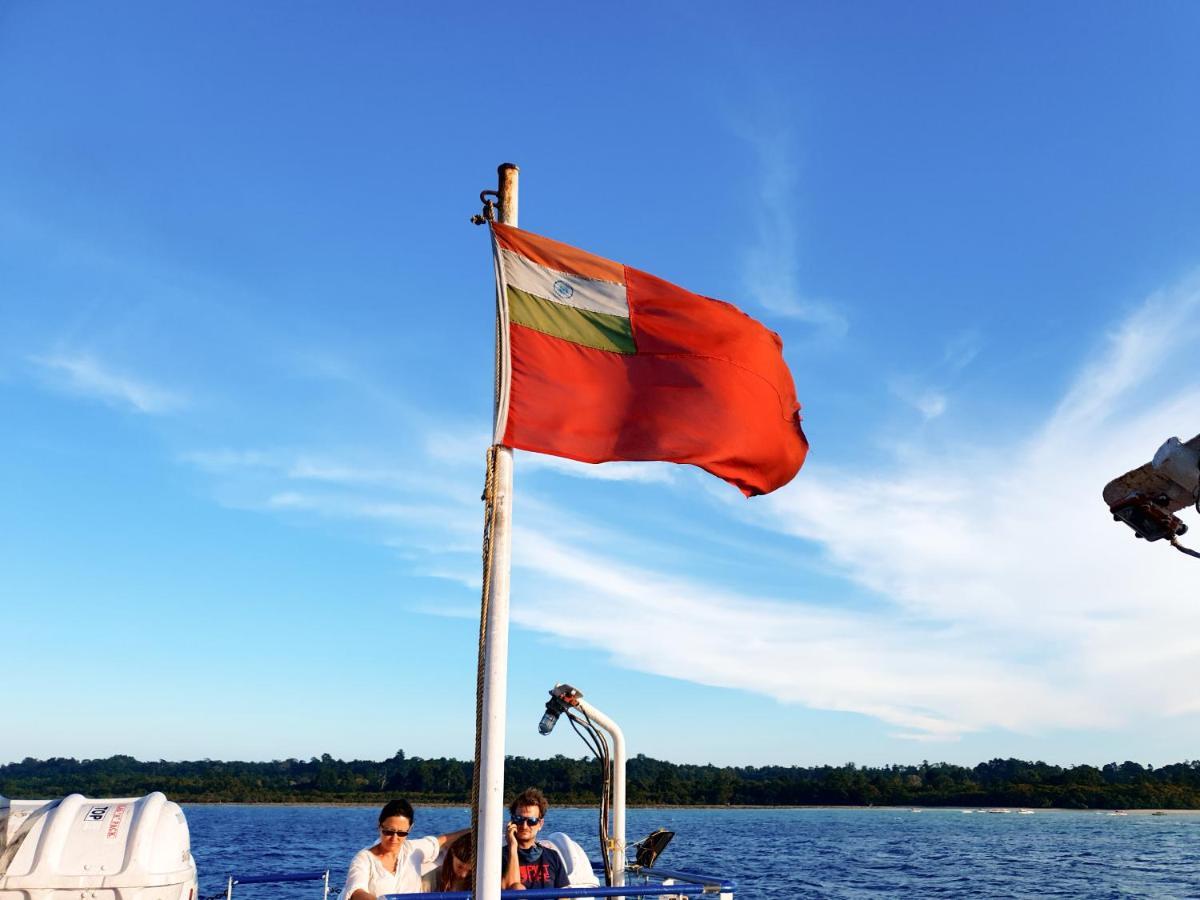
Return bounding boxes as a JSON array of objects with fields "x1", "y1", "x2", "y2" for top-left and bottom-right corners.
[{"x1": 470, "y1": 443, "x2": 501, "y2": 867}]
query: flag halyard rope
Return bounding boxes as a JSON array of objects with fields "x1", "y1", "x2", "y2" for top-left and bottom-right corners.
[{"x1": 470, "y1": 443, "x2": 500, "y2": 867}]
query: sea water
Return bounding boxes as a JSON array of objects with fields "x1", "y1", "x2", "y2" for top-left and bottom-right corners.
[{"x1": 186, "y1": 805, "x2": 1200, "y2": 899}]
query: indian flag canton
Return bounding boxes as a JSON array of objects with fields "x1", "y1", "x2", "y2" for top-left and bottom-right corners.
[
  {"x1": 494, "y1": 224, "x2": 635, "y2": 354},
  {"x1": 489, "y1": 222, "x2": 808, "y2": 497}
]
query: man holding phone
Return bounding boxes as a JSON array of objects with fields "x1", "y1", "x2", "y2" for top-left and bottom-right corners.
[{"x1": 501, "y1": 787, "x2": 570, "y2": 891}]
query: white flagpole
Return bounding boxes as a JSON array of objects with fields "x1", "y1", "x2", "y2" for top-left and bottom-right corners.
[{"x1": 474, "y1": 162, "x2": 518, "y2": 900}]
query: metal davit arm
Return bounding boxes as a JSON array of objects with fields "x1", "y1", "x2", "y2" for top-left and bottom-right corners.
[
  {"x1": 537, "y1": 684, "x2": 627, "y2": 886},
  {"x1": 574, "y1": 698, "x2": 626, "y2": 887}
]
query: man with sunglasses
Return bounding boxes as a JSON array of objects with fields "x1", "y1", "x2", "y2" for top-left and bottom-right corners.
[{"x1": 502, "y1": 787, "x2": 570, "y2": 892}]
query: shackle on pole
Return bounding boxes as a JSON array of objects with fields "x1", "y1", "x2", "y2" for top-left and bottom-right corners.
[
  {"x1": 471, "y1": 163, "x2": 519, "y2": 226},
  {"x1": 471, "y1": 190, "x2": 499, "y2": 225}
]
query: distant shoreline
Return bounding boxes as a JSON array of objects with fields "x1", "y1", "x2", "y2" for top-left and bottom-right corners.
[
  {"x1": 9, "y1": 755, "x2": 1200, "y2": 810},
  {"x1": 178, "y1": 801, "x2": 1200, "y2": 814}
]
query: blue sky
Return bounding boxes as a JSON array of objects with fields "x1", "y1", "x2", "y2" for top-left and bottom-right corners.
[{"x1": 3, "y1": 1, "x2": 1200, "y2": 769}]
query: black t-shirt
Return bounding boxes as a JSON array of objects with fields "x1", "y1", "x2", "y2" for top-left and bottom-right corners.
[{"x1": 501, "y1": 843, "x2": 569, "y2": 889}]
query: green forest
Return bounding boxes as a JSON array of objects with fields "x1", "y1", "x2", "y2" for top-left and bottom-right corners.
[{"x1": 4, "y1": 754, "x2": 1200, "y2": 808}]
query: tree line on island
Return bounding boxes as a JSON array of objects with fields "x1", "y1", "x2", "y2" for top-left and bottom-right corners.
[{"x1": 4, "y1": 753, "x2": 1200, "y2": 809}]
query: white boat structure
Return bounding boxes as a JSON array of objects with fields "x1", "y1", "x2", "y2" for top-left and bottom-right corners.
[{"x1": 0, "y1": 793, "x2": 196, "y2": 900}]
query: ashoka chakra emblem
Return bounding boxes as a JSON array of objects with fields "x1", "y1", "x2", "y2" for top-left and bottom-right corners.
[{"x1": 552, "y1": 279, "x2": 575, "y2": 299}]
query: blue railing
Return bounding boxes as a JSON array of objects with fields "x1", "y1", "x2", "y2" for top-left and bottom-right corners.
[
  {"x1": 217, "y1": 866, "x2": 733, "y2": 900},
  {"x1": 231, "y1": 873, "x2": 329, "y2": 886},
  {"x1": 222, "y1": 869, "x2": 331, "y2": 900},
  {"x1": 383, "y1": 867, "x2": 734, "y2": 899}
]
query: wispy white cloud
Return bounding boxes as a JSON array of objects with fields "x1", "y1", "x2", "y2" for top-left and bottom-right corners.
[
  {"x1": 943, "y1": 329, "x2": 982, "y2": 372},
  {"x1": 889, "y1": 379, "x2": 949, "y2": 421},
  {"x1": 423, "y1": 425, "x2": 490, "y2": 467},
  {"x1": 506, "y1": 528, "x2": 1100, "y2": 741},
  {"x1": 737, "y1": 129, "x2": 848, "y2": 337},
  {"x1": 180, "y1": 449, "x2": 277, "y2": 471},
  {"x1": 264, "y1": 488, "x2": 478, "y2": 532},
  {"x1": 888, "y1": 330, "x2": 982, "y2": 421},
  {"x1": 31, "y1": 352, "x2": 184, "y2": 414},
  {"x1": 283, "y1": 458, "x2": 405, "y2": 485},
  {"x1": 749, "y1": 272, "x2": 1200, "y2": 734},
  {"x1": 1045, "y1": 278, "x2": 1200, "y2": 442},
  {"x1": 181, "y1": 448, "x2": 446, "y2": 493},
  {"x1": 179, "y1": 442, "x2": 484, "y2": 567}
]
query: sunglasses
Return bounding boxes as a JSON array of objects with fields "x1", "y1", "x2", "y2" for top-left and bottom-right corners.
[
  {"x1": 511, "y1": 815, "x2": 541, "y2": 827},
  {"x1": 380, "y1": 828, "x2": 410, "y2": 838}
]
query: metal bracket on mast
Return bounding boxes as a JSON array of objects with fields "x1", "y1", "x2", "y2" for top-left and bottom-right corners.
[{"x1": 471, "y1": 190, "x2": 500, "y2": 225}]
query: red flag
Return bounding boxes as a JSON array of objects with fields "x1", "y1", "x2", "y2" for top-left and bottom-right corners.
[{"x1": 491, "y1": 223, "x2": 808, "y2": 496}]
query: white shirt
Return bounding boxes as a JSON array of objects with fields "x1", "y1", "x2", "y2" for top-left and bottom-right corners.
[{"x1": 343, "y1": 838, "x2": 441, "y2": 898}]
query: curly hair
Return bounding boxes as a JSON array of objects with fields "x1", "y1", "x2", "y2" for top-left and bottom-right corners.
[{"x1": 509, "y1": 786, "x2": 548, "y2": 818}]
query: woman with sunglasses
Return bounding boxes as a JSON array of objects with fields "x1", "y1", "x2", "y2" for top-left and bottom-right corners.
[{"x1": 344, "y1": 798, "x2": 468, "y2": 900}]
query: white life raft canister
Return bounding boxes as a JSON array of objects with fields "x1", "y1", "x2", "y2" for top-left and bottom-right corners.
[{"x1": 0, "y1": 793, "x2": 196, "y2": 900}]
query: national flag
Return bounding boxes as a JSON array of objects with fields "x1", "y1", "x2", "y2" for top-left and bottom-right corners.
[{"x1": 490, "y1": 223, "x2": 808, "y2": 496}]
